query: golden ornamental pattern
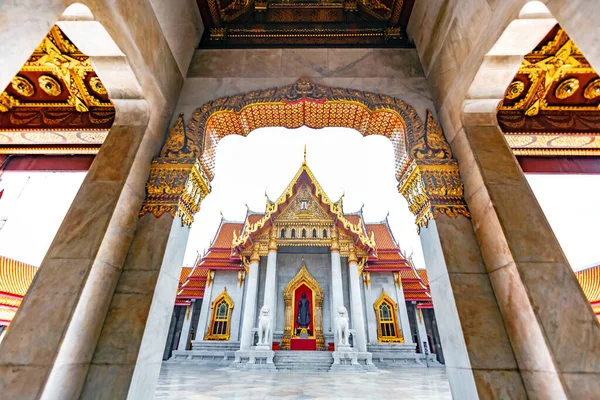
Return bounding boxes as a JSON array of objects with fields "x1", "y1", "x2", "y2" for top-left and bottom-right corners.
[
  {"x1": 139, "y1": 116, "x2": 211, "y2": 227},
  {"x1": 179, "y1": 79, "x2": 467, "y2": 230}
]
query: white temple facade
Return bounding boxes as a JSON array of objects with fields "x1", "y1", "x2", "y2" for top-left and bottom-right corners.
[{"x1": 168, "y1": 159, "x2": 442, "y2": 370}]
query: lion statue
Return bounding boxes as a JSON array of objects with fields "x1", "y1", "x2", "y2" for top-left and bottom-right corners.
[
  {"x1": 258, "y1": 306, "x2": 272, "y2": 345},
  {"x1": 336, "y1": 306, "x2": 350, "y2": 346}
]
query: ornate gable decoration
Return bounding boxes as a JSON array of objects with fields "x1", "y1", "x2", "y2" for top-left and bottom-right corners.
[
  {"x1": 276, "y1": 184, "x2": 332, "y2": 222},
  {"x1": 232, "y1": 159, "x2": 377, "y2": 253}
]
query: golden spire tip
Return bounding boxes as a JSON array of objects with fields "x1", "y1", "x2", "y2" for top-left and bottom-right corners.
[{"x1": 303, "y1": 144, "x2": 307, "y2": 165}]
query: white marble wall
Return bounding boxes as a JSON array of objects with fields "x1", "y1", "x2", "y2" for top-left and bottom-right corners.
[
  {"x1": 363, "y1": 273, "x2": 407, "y2": 345},
  {"x1": 172, "y1": 48, "x2": 435, "y2": 125},
  {"x1": 202, "y1": 270, "x2": 244, "y2": 342}
]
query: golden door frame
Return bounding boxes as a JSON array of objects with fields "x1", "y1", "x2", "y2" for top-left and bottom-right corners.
[{"x1": 282, "y1": 263, "x2": 325, "y2": 350}]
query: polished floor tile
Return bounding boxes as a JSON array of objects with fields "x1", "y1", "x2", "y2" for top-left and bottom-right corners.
[{"x1": 155, "y1": 363, "x2": 452, "y2": 399}]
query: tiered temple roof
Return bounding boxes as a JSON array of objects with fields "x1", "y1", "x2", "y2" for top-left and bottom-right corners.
[
  {"x1": 175, "y1": 159, "x2": 433, "y2": 308},
  {"x1": 575, "y1": 264, "x2": 600, "y2": 320},
  {"x1": 0, "y1": 256, "x2": 37, "y2": 325}
]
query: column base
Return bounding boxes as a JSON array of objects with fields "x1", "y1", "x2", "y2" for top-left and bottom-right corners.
[
  {"x1": 233, "y1": 349, "x2": 276, "y2": 370},
  {"x1": 331, "y1": 348, "x2": 377, "y2": 372}
]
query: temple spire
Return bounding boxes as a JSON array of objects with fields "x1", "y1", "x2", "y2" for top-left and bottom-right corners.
[{"x1": 303, "y1": 144, "x2": 307, "y2": 165}]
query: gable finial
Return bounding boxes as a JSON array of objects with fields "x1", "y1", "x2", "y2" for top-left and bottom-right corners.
[{"x1": 303, "y1": 144, "x2": 307, "y2": 165}]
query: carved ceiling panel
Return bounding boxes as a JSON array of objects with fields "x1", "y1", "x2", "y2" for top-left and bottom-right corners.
[
  {"x1": 0, "y1": 25, "x2": 113, "y2": 155},
  {"x1": 195, "y1": 0, "x2": 415, "y2": 47},
  {"x1": 498, "y1": 25, "x2": 600, "y2": 156}
]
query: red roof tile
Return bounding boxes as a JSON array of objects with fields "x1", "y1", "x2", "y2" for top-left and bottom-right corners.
[
  {"x1": 212, "y1": 222, "x2": 243, "y2": 248},
  {"x1": 417, "y1": 269, "x2": 429, "y2": 287},
  {"x1": 366, "y1": 223, "x2": 397, "y2": 250}
]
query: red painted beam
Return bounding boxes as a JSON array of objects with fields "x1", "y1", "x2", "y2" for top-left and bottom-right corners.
[
  {"x1": 518, "y1": 156, "x2": 600, "y2": 174},
  {"x1": 1, "y1": 155, "x2": 94, "y2": 171}
]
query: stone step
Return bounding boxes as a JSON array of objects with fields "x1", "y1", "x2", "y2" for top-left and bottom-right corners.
[{"x1": 273, "y1": 351, "x2": 334, "y2": 371}]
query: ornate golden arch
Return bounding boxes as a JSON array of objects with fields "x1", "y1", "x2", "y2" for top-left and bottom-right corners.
[
  {"x1": 141, "y1": 78, "x2": 470, "y2": 230},
  {"x1": 374, "y1": 288, "x2": 404, "y2": 343},
  {"x1": 282, "y1": 263, "x2": 325, "y2": 350},
  {"x1": 205, "y1": 287, "x2": 234, "y2": 341}
]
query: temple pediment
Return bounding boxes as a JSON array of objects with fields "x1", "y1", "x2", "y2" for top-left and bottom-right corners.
[{"x1": 232, "y1": 157, "x2": 376, "y2": 257}]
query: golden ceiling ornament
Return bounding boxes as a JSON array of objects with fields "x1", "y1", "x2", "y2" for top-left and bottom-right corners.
[
  {"x1": 555, "y1": 78, "x2": 580, "y2": 99},
  {"x1": 584, "y1": 78, "x2": 600, "y2": 100},
  {"x1": 11, "y1": 76, "x2": 34, "y2": 97},
  {"x1": 0, "y1": 92, "x2": 19, "y2": 112},
  {"x1": 506, "y1": 81, "x2": 525, "y2": 100},
  {"x1": 38, "y1": 75, "x2": 62, "y2": 96},
  {"x1": 90, "y1": 77, "x2": 107, "y2": 95}
]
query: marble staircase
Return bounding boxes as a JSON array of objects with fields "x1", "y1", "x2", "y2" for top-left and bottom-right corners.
[
  {"x1": 273, "y1": 351, "x2": 334, "y2": 372},
  {"x1": 169, "y1": 341, "x2": 240, "y2": 365}
]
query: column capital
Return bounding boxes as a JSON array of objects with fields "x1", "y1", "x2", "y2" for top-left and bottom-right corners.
[
  {"x1": 398, "y1": 111, "x2": 470, "y2": 231},
  {"x1": 139, "y1": 115, "x2": 211, "y2": 227},
  {"x1": 348, "y1": 244, "x2": 358, "y2": 264},
  {"x1": 330, "y1": 229, "x2": 340, "y2": 252},
  {"x1": 268, "y1": 228, "x2": 278, "y2": 251},
  {"x1": 250, "y1": 245, "x2": 260, "y2": 263}
]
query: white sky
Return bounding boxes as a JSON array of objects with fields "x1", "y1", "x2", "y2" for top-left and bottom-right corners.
[{"x1": 0, "y1": 126, "x2": 599, "y2": 272}]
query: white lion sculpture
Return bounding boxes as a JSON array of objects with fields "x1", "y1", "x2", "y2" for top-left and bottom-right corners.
[
  {"x1": 258, "y1": 306, "x2": 272, "y2": 345},
  {"x1": 336, "y1": 306, "x2": 350, "y2": 346}
]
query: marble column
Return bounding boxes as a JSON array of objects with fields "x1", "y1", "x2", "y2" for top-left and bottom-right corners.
[
  {"x1": 413, "y1": 305, "x2": 429, "y2": 353},
  {"x1": 260, "y1": 232, "x2": 278, "y2": 345},
  {"x1": 347, "y1": 246, "x2": 367, "y2": 352},
  {"x1": 392, "y1": 273, "x2": 414, "y2": 345},
  {"x1": 330, "y1": 231, "x2": 345, "y2": 347},
  {"x1": 177, "y1": 300, "x2": 197, "y2": 351},
  {"x1": 239, "y1": 247, "x2": 260, "y2": 350},
  {"x1": 196, "y1": 271, "x2": 215, "y2": 342}
]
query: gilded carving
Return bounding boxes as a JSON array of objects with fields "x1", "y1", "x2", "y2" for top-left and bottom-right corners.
[
  {"x1": 139, "y1": 115, "x2": 211, "y2": 227},
  {"x1": 90, "y1": 77, "x2": 107, "y2": 95},
  {"x1": 0, "y1": 25, "x2": 113, "y2": 123},
  {"x1": 506, "y1": 81, "x2": 524, "y2": 100},
  {"x1": 182, "y1": 79, "x2": 467, "y2": 231},
  {"x1": 555, "y1": 78, "x2": 579, "y2": 99},
  {"x1": 38, "y1": 75, "x2": 62, "y2": 96},
  {"x1": 11, "y1": 76, "x2": 34, "y2": 97},
  {"x1": 398, "y1": 161, "x2": 470, "y2": 231},
  {"x1": 584, "y1": 78, "x2": 600, "y2": 100}
]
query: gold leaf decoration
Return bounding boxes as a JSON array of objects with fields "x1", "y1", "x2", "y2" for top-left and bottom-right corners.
[
  {"x1": 555, "y1": 78, "x2": 579, "y2": 99},
  {"x1": 584, "y1": 78, "x2": 600, "y2": 100},
  {"x1": 90, "y1": 77, "x2": 107, "y2": 95},
  {"x1": 38, "y1": 75, "x2": 62, "y2": 96},
  {"x1": 11, "y1": 76, "x2": 34, "y2": 97},
  {"x1": 506, "y1": 81, "x2": 524, "y2": 100}
]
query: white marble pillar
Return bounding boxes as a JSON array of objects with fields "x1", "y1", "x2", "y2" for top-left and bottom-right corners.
[
  {"x1": 240, "y1": 247, "x2": 260, "y2": 350},
  {"x1": 330, "y1": 231, "x2": 345, "y2": 347},
  {"x1": 196, "y1": 271, "x2": 215, "y2": 342},
  {"x1": 393, "y1": 273, "x2": 414, "y2": 345},
  {"x1": 177, "y1": 300, "x2": 197, "y2": 351},
  {"x1": 260, "y1": 234, "x2": 278, "y2": 345},
  {"x1": 347, "y1": 247, "x2": 367, "y2": 352},
  {"x1": 414, "y1": 305, "x2": 430, "y2": 354}
]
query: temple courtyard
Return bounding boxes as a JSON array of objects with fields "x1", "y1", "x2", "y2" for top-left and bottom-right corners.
[{"x1": 154, "y1": 363, "x2": 451, "y2": 399}]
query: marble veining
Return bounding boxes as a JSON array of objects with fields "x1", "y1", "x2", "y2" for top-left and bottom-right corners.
[{"x1": 154, "y1": 363, "x2": 451, "y2": 399}]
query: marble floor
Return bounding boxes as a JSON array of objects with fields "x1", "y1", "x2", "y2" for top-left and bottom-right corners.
[{"x1": 155, "y1": 363, "x2": 452, "y2": 400}]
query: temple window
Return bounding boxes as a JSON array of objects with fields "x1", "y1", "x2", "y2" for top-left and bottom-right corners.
[
  {"x1": 323, "y1": 229, "x2": 327, "y2": 238},
  {"x1": 281, "y1": 228, "x2": 286, "y2": 238},
  {"x1": 312, "y1": 229, "x2": 317, "y2": 238},
  {"x1": 291, "y1": 229, "x2": 296, "y2": 238},
  {"x1": 302, "y1": 229, "x2": 307, "y2": 238},
  {"x1": 205, "y1": 288, "x2": 234, "y2": 341},
  {"x1": 374, "y1": 289, "x2": 403, "y2": 343}
]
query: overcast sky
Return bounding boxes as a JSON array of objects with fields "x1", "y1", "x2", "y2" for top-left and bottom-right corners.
[{"x1": 0, "y1": 126, "x2": 599, "y2": 272}]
